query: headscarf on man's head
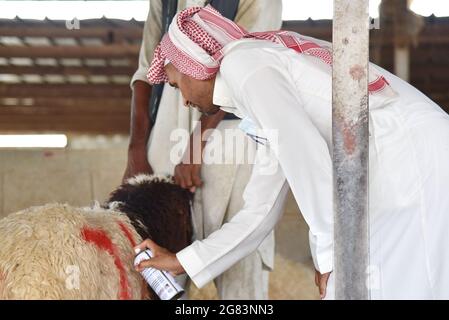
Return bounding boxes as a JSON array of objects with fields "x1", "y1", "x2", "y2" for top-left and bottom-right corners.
[
  {"x1": 148, "y1": 5, "x2": 395, "y2": 97},
  {"x1": 148, "y1": 5, "x2": 247, "y2": 83}
]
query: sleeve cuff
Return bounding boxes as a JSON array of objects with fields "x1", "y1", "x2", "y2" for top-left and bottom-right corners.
[
  {"x1": 176, "y1": 241, "x2": 214, "y2": 289},
  {"x1": 309, "y1": 231, "x2": 333, "y2": 274},
  {"x1": 130, "y1": 70, "x2": 150, "y2": 89}
]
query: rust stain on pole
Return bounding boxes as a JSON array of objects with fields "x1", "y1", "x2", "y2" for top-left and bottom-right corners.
[{"x1": 332, "y1": 0, "x2": 370, "y2": 300}]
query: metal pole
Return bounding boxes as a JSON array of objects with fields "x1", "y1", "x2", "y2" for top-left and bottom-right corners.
[{"x1": 332, "y1": 0, "x2": 370, "y2": 300}]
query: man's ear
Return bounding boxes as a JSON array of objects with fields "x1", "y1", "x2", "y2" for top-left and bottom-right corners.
[{"x1": 164, "y1": 63, "x2": 177, "y2": 79}]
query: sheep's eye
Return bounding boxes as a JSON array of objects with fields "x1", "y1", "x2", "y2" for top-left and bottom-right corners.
[{"x1": 169, "y1": 82, "x2": 178, "y2": 89}]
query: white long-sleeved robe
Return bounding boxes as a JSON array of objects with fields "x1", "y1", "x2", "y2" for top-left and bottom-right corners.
[{"x1": 176, "y1": 38, "x2": 449, "y2": 299}]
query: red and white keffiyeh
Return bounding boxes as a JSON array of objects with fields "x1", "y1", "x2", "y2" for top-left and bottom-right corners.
[{"x1": 148, "y1": 5, "x2": 395, "y2": 96}]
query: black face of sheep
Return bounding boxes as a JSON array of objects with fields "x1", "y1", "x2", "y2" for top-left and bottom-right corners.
[{"x1": 105, "y1": 174, "x2": 193, "y2": 255}]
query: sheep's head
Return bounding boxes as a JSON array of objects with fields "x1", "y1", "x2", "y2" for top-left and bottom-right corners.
[{"x1": 105, "y1": 174, "x2": 193, "y2": 254}]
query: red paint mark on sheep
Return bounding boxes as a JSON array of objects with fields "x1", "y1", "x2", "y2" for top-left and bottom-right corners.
[
  {"x1": 117, "y1": 221, "x2": 148, "y2": 300},
  {"x1": 81, "y1": 227, "x2": 131, "y2": 300},
  {"x1": 117, "y1": 221, "x2": 137, "y2": 248}
]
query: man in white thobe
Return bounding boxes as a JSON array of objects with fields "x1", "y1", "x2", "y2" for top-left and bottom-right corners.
[
  {"x1": 125, "y1": 0, "x2": 283, "y2": 299},
  {"x1": 135, "y1": 6, "x2": 449, "y2": 299}
]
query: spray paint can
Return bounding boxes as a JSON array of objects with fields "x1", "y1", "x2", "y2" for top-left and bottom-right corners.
[{"x1": 134, "y1": 249, "x2": 184, "y2": 300}]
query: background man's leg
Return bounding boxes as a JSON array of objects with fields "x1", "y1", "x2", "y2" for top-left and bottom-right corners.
[{"x1": 214, "y1": 251, "x2": 270, "y2": 300}]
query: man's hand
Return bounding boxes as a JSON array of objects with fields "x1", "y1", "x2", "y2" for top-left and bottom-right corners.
[
  {"x1": 173, "y1": 120, "x2": 204, "y2": 193},
  {"x1": 174, "y1": 163, "x2": 202, "y2": 193},
  {"x1": 315, "y1": 270, "x2": 331, "y2": 299},
  {"x1": 134, "y1": 239, "x2": 186, "y2": 276},
  {"x1": 123, "y1": 146, "x2": 153, "y2": 183},
  {"x1": 173, "y1": 110, "x2": 226, "y2": 192}
]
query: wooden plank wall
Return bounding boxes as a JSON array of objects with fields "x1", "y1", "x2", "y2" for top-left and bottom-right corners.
[{"x1": 0, "y1": 16, "x2": 448, "y2": 135}]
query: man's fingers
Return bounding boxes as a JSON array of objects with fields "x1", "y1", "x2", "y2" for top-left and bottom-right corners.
[
  {"x1": 174, "y1": 165, "x2": 188, "y2": 188},
  {"x1": 319, "y1": 280, "x2": 327, "y2": 299},
  {"x1": 191, "y1": 166, "x2": 203, "y2": 187},
  {"x1": 187, "y1": 165, "x2": 202, "y2": 193},
  {"x1": 135, "y1": 254, "x2": 178, "y2": 274},
  {"x1": 137, "y1": 259, "x2": 153, "y2": 269},
  {"x1": 174, "y1": 168, "x2": 185, "y2": 188},
  {"x1": 175, "y1": 165, "x2": 193, "y2": 190},
  {"x1": 134, "y1": 238, "x2": 158, "y2": 255},
  {"x1": 175, "y1": 164, "x2": 203, "y2": 191},
  {"x1": 319, "y1": 272, "x2": 331, "y2": 299},
  {"x1": 135, "y1": 258, "x2": 156, "y2": 272},
  {"x1": 182, "y1": 169, "x2": 193, "y2": 189}
]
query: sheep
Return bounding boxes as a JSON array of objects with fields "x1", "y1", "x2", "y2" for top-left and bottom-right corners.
[{"x1": 0, "y1": 174, "x2": 192, "y2": 300}]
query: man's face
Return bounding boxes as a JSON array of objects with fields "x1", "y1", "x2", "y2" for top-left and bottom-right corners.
[{"x1": 164, "y1": 63, "x2": 221, "y2": 116}]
